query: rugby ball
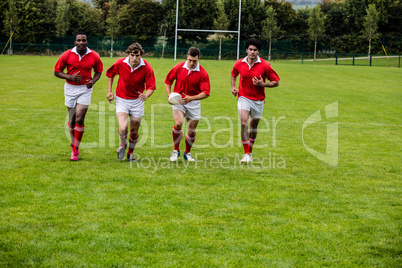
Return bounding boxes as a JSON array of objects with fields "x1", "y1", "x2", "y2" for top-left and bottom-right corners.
[{"x1": 168, "y1": 92, "x2": 182, "y2": 105}]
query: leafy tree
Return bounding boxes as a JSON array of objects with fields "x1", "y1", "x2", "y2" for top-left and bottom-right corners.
[
  {"x1": 241, "y1": 0, "x2": 266, "y2": 39},
  {"x1": 320, "y1": 0, "x2": 347, "y2": 38},
  {"x1": 224, "y1": 0, "x2": 266, "y2": 40},
  {"x1": 106, "y1": 0, "x2": 120, "y2": 57},
  {"x1": 262, "y1": 6, "x2": 279, "y2": 60},
  {"x1": 214, "y1": 0, "x2": 230, "y2": 60},
  {"x1": 94, "y1": 0, "x2": 129, "y2": 25},
  {"x1": 362, "y1": 3, "x2": 379, "y2": 56},
  {"x1": 55, "y1": 0, "x2": 70, "y2": 37},
  {"x1": 307, "y1": 5, "x2": 326, "y2": 61},
  {"x1": 119, "y1": 0, "x2": 162, "y2": 41},
  {"x1": 3, "y1": 0, "x2": 19, "y2": 54},
  {"x1": 2, "y1": 0, "x2": 57, "y2": 44},
  {"x1": 264, "y1": 0, "x2": 297, "y2": 38},
  {"x1": 68, "y1": 0, "x2": 104, "y2": 36},
  {"x1": 162, "y1": 0, "x2": 218, "y2": 40}
]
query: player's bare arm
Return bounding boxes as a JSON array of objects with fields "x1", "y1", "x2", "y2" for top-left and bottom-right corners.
[
  {"x1": 180, "y1": 92, "x2": 208, "y2": 105},
  {"x1": 139, "y1": 90, "x2": 154, "y2": 101},
  {"x1": 165, "y1": 83, "x2": 174, "y2": 104},
  {"x1": 252, "y1": 75, "x2": 279, "y2": 88},
  {"x1": 106, "y1": 77, "x2": 115, "y2": 103},
  {"x1": 231, "y1": 75, "x2": 238, "y2": 97},
  {"x1": 85, "y1": 72, "x2": 102, "y2": 89},
  {"x1": 54, "y1": 71, "x2": 82, "y2": 83}
]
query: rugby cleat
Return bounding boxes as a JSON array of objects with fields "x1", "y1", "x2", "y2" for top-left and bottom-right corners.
[
  {"x1": 240, "y1": 154, "x2": 252, "y2": 164},
  {"x1": 170, "y1": 150, "x2": 180, "y2": 162},
  {"x1": 127, "y1": 154, "x2": 136, "y2": 162},
  {"x1": 70, "y1": 149, "x2": 79, "y2": 161},
  {"x1": 116, "y1": 145, "x2": 127, "y2": 160},
  {"x1": 184, "y1": 152, "x2": 195, "y2": 162}
]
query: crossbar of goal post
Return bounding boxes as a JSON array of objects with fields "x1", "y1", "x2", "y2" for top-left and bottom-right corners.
[{"x1": 174, "y1": 0, "x2": 242, "y2": 61}]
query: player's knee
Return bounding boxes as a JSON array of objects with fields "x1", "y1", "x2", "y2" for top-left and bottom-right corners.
[
  {"x1": 187, "y1": 130, "x2": 196, "y2": 137},
  {"x1": 175, "y1": 123, "x2": 183, "y2": 129},
  {"x1": 76, "y1": 117, "x2": 85, "y2": 125},
  {"x1": 119, "y1": 128, "x2": 128, "y2": 135},
  {"x1": 129, "y1": 132, "x2": 138, "y2": 140}
]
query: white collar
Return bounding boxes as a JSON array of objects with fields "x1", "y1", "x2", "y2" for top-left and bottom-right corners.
[
  {"x1": 242, "y1": 56, "x2": 261, "y2": 69},
  {"x1": 183, "y1": 61, "x2": 200, "y2": 74},
  {"x1": 72, "y1": 46, "x2": 92, "y2": 61},
  {"x1": 124, "y1": 57, "x2": 145, "y2": 72}
]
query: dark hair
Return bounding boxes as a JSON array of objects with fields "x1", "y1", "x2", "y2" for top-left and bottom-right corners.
[
  {"x1": 75, "y1": 32, "x2": 87, "y2": 40},
  {"x1": 245, "y1": 38, "x2": 261, "y2": 51},
  {"x1": 126, "y1": 43, "x2": 144, "y2": 55},
  {"x1": 187, "y1": 47, "x2": 201, "y2": 58}
]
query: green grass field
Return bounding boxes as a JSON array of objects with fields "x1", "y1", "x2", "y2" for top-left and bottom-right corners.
[{"x1": 0, "y1": 55, "x2": 401, "y2": 266}]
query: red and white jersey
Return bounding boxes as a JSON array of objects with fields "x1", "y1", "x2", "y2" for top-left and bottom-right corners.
[
  {"x1": 54, "y1": 47, "x2": 103, "y2": 86},
  {"x1": 106, "y1": 57, "x2": 156, "y2": 99},
  {"x1": 165, "y1": 61, "x2": 210, "y2": 97},
  {"x1": 231, "y1": 56, "x2": 280, "y2": 101}
]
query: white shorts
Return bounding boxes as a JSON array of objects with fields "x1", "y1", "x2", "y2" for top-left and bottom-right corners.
[
  {"x1": 64, "y1": 83, "x2": 93, "y2": 108},
  {"x1": 115, "y1": 96, "x2": 144, "y2": 117},
  {"x1": 172, "y1": 100, "x2": 201, "y2": 120},
  {"x1": 237, "y1": 96, "x2": 264, "y2": 118}
]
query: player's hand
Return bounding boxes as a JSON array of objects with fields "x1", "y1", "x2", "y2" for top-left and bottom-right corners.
[
  {"x1": 139, "y1": 93, "x2": 147, "y2": 102},
  {"x1": 106, "y1": 92, "x2": 114, "y2": 103},
  {"x1": 232, "y1": 87, "x2": 238, "y2": 97},
  {"x1": 85, "y1": 79, "x2": 94, "y2": 88},
  {"x1": 252, "y1": 75, "x2": 265, "y2": 86},
  {"x1": 69, "y1": 71, "x2": 82, "y2": 83},
  {"x1": 180, "y1": 94, "x2": 192, "y2": 105}
]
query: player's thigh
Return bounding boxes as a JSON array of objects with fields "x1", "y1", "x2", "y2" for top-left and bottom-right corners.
[
  {"x1": 249, "y1": 117, "x2": 261, "y2": 129},
  {"x1": 173, "y1": 109, "x2": 185, "y2": 126},
  {"x1": 238, "y1": 109, "x2": 250, "y2": 125},
  {"x1": 187, "y1": 119, "x2": 199, "y2": 132},
  {"x1": 116, "y1": 112, "x2": 129, "y2": 130},
  {"x1": 75, "y1": 103, "x2": 89, "y2": 118},
  {"x1": 129, "y1": 115, "x2": 142, "y2": 132}
]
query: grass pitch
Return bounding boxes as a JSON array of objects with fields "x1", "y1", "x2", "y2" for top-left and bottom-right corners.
[{"x1": 0, "y1": 55, "x2": 401, "y2": 266}]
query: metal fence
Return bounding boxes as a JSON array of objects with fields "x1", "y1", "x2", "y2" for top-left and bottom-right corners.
[{"x1": 1, "y1": 42, "x2": 400, "y2": 68}]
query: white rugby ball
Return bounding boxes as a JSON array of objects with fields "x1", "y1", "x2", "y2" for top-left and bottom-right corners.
[{"x1": 169, "y1": 92, "x2": 182, "y2": 105}]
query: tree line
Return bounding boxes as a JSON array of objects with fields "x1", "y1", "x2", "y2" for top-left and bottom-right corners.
[{"x1": 1, "y1": 0, "x2": 401, "y2": 54}]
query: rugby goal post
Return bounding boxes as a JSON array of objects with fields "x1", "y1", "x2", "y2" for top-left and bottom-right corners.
[{"x1": 174, "y1": 0, "x2": 242, "y2": 61}]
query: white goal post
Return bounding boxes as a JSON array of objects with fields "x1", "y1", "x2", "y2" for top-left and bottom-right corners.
[{"x1": 174, "y1": 0, "x2": 242, "y2": 61}]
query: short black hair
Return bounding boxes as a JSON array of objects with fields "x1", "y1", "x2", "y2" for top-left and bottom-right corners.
[
  {"x1": 245, "y1": 38, "x2": 261, "y2": 51},
  {"x1": 75, "y1": 32, "x2": 87, "y2": 40},
  {"x1": 187, "y1": 47, "x2": 201, "y2": 58}
]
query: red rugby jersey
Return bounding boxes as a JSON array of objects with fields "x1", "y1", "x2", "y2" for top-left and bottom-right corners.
[
  {"x1": 106, "y1": 57, "x2": 156, "y2": 99},
  {"x1": 54, "y1": 47, "x2": 103, "y2": 86},
  {"x1": 231, "y1": 56, "x2": 280, "y2": 101},
  {"x1": 164, "y1": 62, "x2": 210, "y2": 97}
]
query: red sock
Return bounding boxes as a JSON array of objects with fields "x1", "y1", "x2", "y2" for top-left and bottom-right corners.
[
  {"x1": 249, "y1": 137, "x2": 256, "y2": 153},
  {"x1": 127, "y1": 135, "x2": 138, "y2": 154},
  {"x1": 242, "y1": 140, "x2": 250, "y2": 154},
  {"x1": 73, "y1": 124, "x2": 85, "y2": 152},
  {"x1": 67, "y1": 122, "x2": 75, "y2": 147},
  {"x1": 185, "y1": 133, "x2": 196, "y2": 154},
  {"x1": 172, "y1": 126, "x2": 182, "y2": 151}
]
